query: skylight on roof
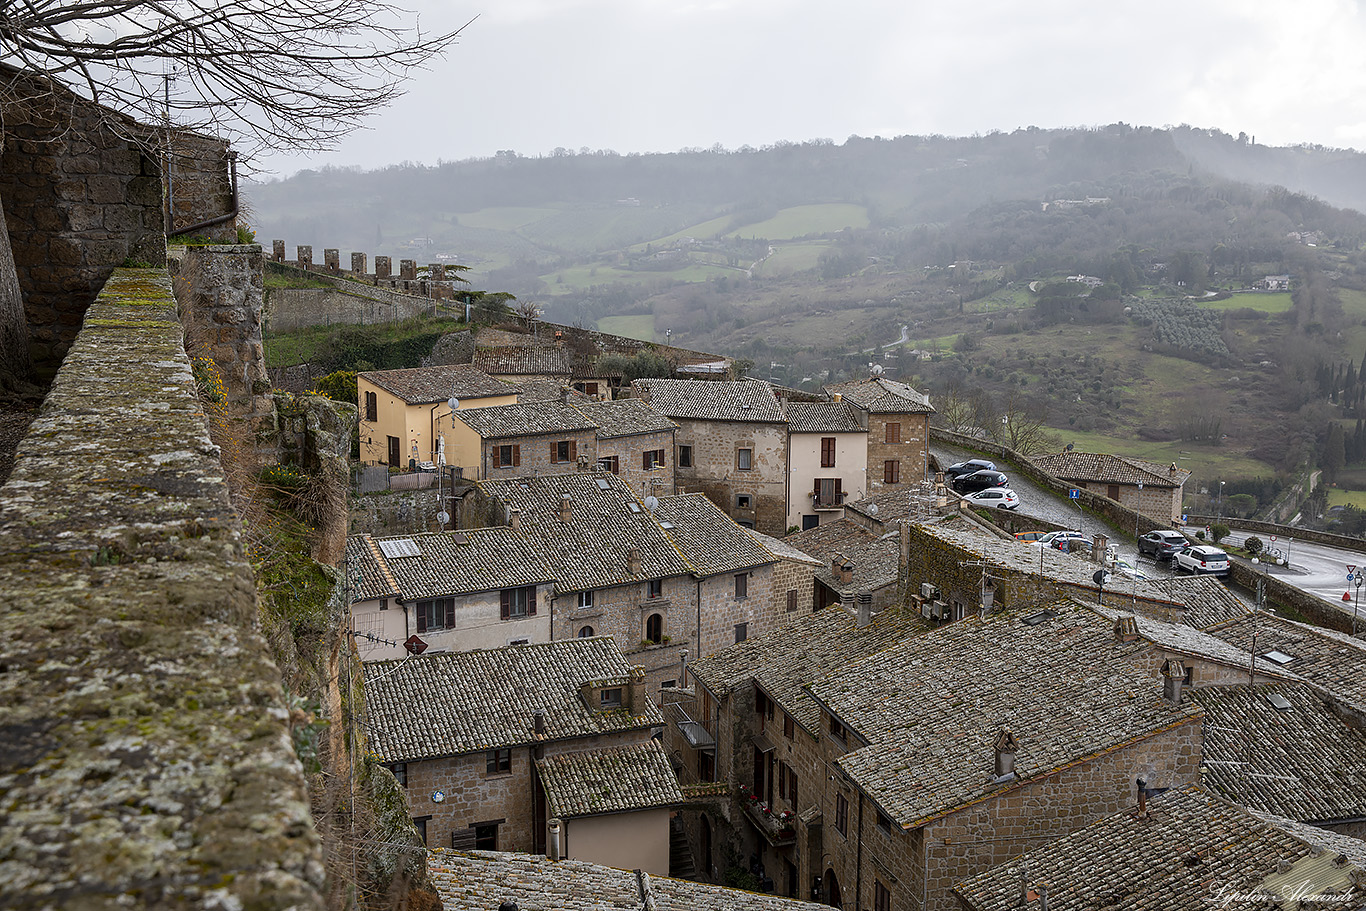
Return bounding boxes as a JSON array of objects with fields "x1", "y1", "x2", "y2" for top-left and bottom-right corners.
[
  {"x1": 1021, "y1": 609, "x2": 1059, "y2": 626},
  {"x1": 659, "y1": 521, "x2": 675, "y2": 529},
  {"x1": 1261, "y1": 650, "x2": 1295, "y2": 665},
  {"x1": 1266, "y1": 693, "x2": 1293, "y2": 711},
  {"x1": 628, "y1": 502, "x2": 642, "y2": 513},
  {"x1": 377, "y1": 538, "x2": 421, "y2": 559},
  {"x1": 596, "y1": 478, "x2": 611, "y2": 490}
]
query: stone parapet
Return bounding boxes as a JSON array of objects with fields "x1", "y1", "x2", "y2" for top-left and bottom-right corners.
[{"x1": 0, "y1": 268, "x2": 326, "y2": 910}]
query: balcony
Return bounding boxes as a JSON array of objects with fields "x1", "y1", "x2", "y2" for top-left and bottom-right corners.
[
  {"x1": 811, "y1": 491, "x2": 846, "y2": 511},
  {"x1": 738, "y1": 787, "x2": 797, "y2": 847}
]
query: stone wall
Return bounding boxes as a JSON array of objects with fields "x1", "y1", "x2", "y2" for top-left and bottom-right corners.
[
  {"x1": 0, "y1": 268, "x2": 325, "y2": 910},
  {"x1": 552, "y1": 577, "x2": 694, "y2": 692},
  {"x1": 0, "y1": 68, "x2": 167, "y2": 375},
  {"x1": 674, "y1": 420, "x2": 788, "y2": 536},
  {"x1": 165, "y1": 133, "x2": 237, "y2": 243}
]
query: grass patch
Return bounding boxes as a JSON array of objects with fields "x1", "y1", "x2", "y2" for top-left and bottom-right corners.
[
  {"x1": 632, "y1": 214, "x2": 735, "y2": 251},
  {"x1": 265, "y1": 272, "x2": 335, "y2": 291},
  {"x1": 597, "y1": 314, "x2": 655, "y2": 340},
  {"x1": 454, "y1": 206, "x2": 560, "y2": 231},
  {"x1": 1047, "y1": 429, "x2": 1273, "y2": 479},
  {"x1": 727, "y1": 204, "x2": 869, "y2": 240},
  {"x1": 1326, "y1": 487, "x2": 1366, "y2": 509},
  {"x1": 1202, "y1": 292, "x2": 1292, "y2": 312},
  {"x1": 265, "y1": 315, "x2": 468, "y2": 368},
  {"x1": 752, "y1": 242, "x2": 828, "y2": 278}
]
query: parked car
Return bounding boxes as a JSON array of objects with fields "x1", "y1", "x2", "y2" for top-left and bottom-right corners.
[
  {"x1": 1137, "y1": 530, "x2": 1188, "y2": 561},
  {"x1": 951, "y1": 469, "x2": 1009, "y2": 493},
  {"x1": 1032, "y1": 530, "x2": 1088, "y2": 549},
  {"x1": 965, "y1": 487, "x2": 1020, "y2": 510},
  {"x1": 1174, "y1": 545, "x2": 1229, "y2": 575},
  {"x1": 1014, "y1": 530, "x2": 1048, "y2": 542},
  {"x1": 1111, "y1": 555, "x2": 1149, "y2": 580},
  {"x1": 943, "y1": 458, "x2": 997, "y2": 480}
]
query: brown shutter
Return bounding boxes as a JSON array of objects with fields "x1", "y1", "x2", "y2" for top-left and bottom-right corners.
[
  {"x1": 500, "y1": 590, "x2": 510, "y2": 620},
  {"x1": 512, "y1": 445, "x2": 520, "y2": 466},
  {"x1": 445, "y1": 599, "x2": 455, "y2": 629},
  {"x1": 569, "y1": 441, "x2": 577, "y2": 461},
  {"x1": 835, "y1": 478, "x2": 843, "y2": 501},
  {"x1": 528, "y1": 587, "x2": 537, "y2": 616},
  {"x1": 644, "y1": 451, "x2": 652, "y2": 470},
  {"x1": 550, "y1": 442, "x2": 558, "y2": 463},
  {"x1": 814, "y1": 478, "x2": 821, "y2": 497},
  {"x1": 416, "y1": 603, "x2": 427, "y2": 633},
  {"x1": 451, "y1": 829, "x2": 478, "y2": 850},
  {"x1": 787, "y1": 590, "x2": 797, "y2": 612}
]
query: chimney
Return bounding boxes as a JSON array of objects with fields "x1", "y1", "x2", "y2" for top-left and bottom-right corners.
[
  {"x1": 839, "y1": 560, "x2": 854, "y2": 585},
  {"x1": 840, "y1": 590, "x2": 855, "y2": 617},
  {"x1": 628, "y1": 547, "x2": 642, "y2": 576},
  {"x1": 1136, "y1": 777, "x2": 1148, "y2": 817},
  {"x1": 509, "y1": 508, "x2": 522, "y2": 532},
  {"x1": 533, "y1": 709, "x2": 546, "y2": 738},
  {"x1": 546, "y1": 820, "x2": 562, "y2": 862},
  {"x1": 555, "y1": 329, "x2": 564, "y2": 347},
  {"x1": 833, "y1": 392, "x2": 843, "y2": 402},
  {"x1": 1091, "y1": 534, "x2": 1108, "y2": 563},
  {"x1": 993, "y1": 727, "x2": 1019, "y2": 779},
  {"x1": 831, "y1": 553, "x2": 843, "y2": 576},
  {"x1": 1162, "y1": 658, "x2": 1186, "y2": 704},
  {"x1": 628, "y1": 664, "x2": 646, "y2": 713},
  {"x1": 1113, "y1": 614, "x2": 1140, "y2": 642},
  {"x1": 856, "y1": 590, "x2": 872, "y2": 628},
  {"x1": 559, "y1": 493, "x2": 572, "y2": 522}
]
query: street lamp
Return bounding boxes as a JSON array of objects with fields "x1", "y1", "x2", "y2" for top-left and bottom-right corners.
[
  {"x1": 1355, "y1": 576, "x2": 1363, "y2": 636},
  {"x1": 1217, "y1": 481, "x2": 1225, "y2": 521}
]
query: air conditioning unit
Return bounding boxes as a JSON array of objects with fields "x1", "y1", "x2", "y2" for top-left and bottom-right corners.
[
  {"x1": 930, "y1": 601, "x2": 948, "y2": 621},
  {"x1": 921, "y1": 601, "x2": 935, "y2": 620},
  {"x1": 920, "y1": 582, "x2": 941, "y2": 600}
]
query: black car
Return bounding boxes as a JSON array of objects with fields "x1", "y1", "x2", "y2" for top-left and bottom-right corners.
[
  {"x1": 1137, "y1": 529, "x2": 1187, "y2": 560},
  {"x1": 944, "y1": 458, "x2": 997, "y2": 480},
  {"x1": 951, "y1": 469, "x2": 1009, "y2": 493}
]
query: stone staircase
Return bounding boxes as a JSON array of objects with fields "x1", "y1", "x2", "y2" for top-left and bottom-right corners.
[{"x1": 669, "y1": 815, "x2": 697, "y2": 880}]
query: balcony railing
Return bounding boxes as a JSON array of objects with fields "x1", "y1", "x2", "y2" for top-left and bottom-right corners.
[{"x1": 738, "y1": 788, "x2": 797, "y2": 847}]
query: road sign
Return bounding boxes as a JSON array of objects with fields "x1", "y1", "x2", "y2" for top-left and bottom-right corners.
[
  {"x1": 1350, "y1": 564, "x2": 1357, "y2": 574},
  {"x1": 1350, "y1": 573, "x2": 1357, "y2": 583},
  {"x1": 1270, "y1": 535, "x2": 1277, "y2": 542},
  {"x1": 1069, "y1": 489, "x2": 1079, "y2": 499}
]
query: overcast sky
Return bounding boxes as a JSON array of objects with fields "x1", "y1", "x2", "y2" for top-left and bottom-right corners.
[{"x1": 255, "y1": 0, "x2": 1366, "y2": 176}]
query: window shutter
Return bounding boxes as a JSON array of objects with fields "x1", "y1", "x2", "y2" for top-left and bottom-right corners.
[
  {"x1": 451, "y1": 829, "x2": 478, "y2": 850},
  {"x1": 787, "y1": 590, "x2": 797, "y2": 612},
  {"x1": 835, "y1": 478, "x2": 843, "y2": 499},
  {"x1": 445, "y1": 599, "x2": 455, "y2": 629},
  {"x1": 569, "y1": 441, "x2": 577, "y2": 461},
  {"x1": 512, "y1": 445, "x2": 520, "y2": 466},
  {"x1": 550, "y1": 442, "x2": 558, "y2": 463},
  {"x1": 813, "y1": 478, "x2": 821, "y2": 497},
  {"x1": 416, "y1": 604, "x2": 427, "y2": 633},
  {"x1": 644, "y1": 451, "x2": 652, "y2": 470},
  {"x1": 500, "y1": 590, "x2": 510, "y2": 621},
  {"x1": 528, "y1": 587, "x2": 537, "y2": 616}
]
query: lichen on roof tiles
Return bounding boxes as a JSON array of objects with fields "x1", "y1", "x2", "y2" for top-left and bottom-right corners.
[
  {"x1": 536, "y1": 740, "x2": 683, "y2": 818},
  {"x1": 360, "y1": 364, "x2": 517, "y2": 403}
]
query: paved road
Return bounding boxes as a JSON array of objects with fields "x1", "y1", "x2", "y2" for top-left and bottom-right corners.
[{"x1": 1217, "y1": 528, "x2": 1366, "y2": 628}]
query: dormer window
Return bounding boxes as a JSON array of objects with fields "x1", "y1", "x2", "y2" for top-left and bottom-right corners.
[
  {"x1": 829, "y1": 716, "x2": 847, "y2": 743},
  {"x1": 600, "y1": 688, "x2": 623, "y2": 708}
]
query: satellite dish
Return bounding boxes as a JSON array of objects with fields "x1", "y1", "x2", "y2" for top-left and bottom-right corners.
[
  {"x1": 1065, "y1": 442, "x2": 1074, "y2": 452},
  {"x1": 448, "y1": 397, "x2": 459, "y2": 412},
  {"x1": 867, "y1": 503, "x2": 879, "y2": 515},
  {"x1": 643, "y1": 495, "x2": 659, "y2": 512},
  {"x1": 1092, "y1": 569, "x2": 1112, "y2": 586},
  {"x1": 871, "y1": 363, "x2": 885, "y2": 376},
  {"x1": 436, "y1": 511, "x2": 450, "y2": 525}
]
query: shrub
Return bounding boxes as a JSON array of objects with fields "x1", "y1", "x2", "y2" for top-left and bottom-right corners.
[
  {"x1": 1211, "y1": 523, "x2": 1230, "y2": 543},
  {"x1": 1244, "y1": 536, "x2": 1263, "y2": 556}
]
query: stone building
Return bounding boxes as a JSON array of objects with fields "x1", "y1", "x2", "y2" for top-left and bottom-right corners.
[
  {"x1": 574, "y1": 398, "x2": 678, "y2": 498},
  {"x1": 452, "y1": 399, "x2": 599, "y2": 480},
  {"x1": 954, "y1": 786, "x2": 1366, "y2": 910},
  {"x1": 677, "y1": 601, "x2": 1204, "y2": 911},
  {"x1": 345, "y1": 528, "x2": 557, "y2": 660},
  {"x1": 784, "y1": 518, "x2": 905, "y2": 612},
  {"x1": 634, "y1": 378, "x2": 789, "y2": 536},
  {"x1": 472, "y1": 344, "x2": 572, "y2": 386},
  {"x1": 1031, "y1": 450, "x2": 1190, "y2": 524},
  {"x1": 358, "y1": 364, "x2": 517, "y2": 468},
  {"x1": 362, "y1": 637, "x2": 679, "y2": 870},
  {"x1": 824, "y1": 374, "x2": 934, "y2": 496},
  {"x1": 785, "y1": 401, "x2": 868, "y2": 532}
]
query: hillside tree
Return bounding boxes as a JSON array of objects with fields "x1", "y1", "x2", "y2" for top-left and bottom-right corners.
[{"x1": 0, "y1": 0, "x2": 467, "y2": 389}]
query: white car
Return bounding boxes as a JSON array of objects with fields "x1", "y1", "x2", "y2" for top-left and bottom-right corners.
[
  {"x1": 965, "y1": 487, "x2": 1020, "y2": 510},
  {"x1": 1031, "y1": 530, "x2": 1087, "y2": 549},
  {"x1": 1174, "y1": 545, "x2": 1229, "y2": 576}
]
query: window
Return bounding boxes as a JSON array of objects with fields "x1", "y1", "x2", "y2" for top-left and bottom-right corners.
[
  {"x1": 1107, "y1": 484, "x2": 1121, "y2": 500},
  {"x1": 737, "y1": 448, "x2": 752, "y2": 471},
  {"x1": 736, "y1": 494, "x2": 752, "y2": 509},
  {"x1": 598, "y1": 455, "x2": 620, "y2": 474},
  {"x1": 756, "y1": 690, "x2": 774, "y2": 723},
  {"x1": 364, "y1": 390, "x2": 378, "y2": 422},
  {"x1": 835, "y1": 793, "x2": 849, "y2": 836},
  {"x1": 552, "y1": 440, "x2": 577, "y2": 463},
  {"x1": 874, "y1": 881, "x2": 891, "y2": 911},
  {"x1": 497, "y1": 444, "x2": 521, "y2": 468},
  {"x1": 413, "y1": 816, "x2": 429, "y2": 846},
  {"x1": 789, "y1": 771, "x2": 798, "y2": 809},
  {"x1": 678, "y1": 445, "x2": 693, "y2": 468},
  {"x1": 698, "y1": 751, "x2": 715, "y2": 781},
  {"x1": 735, "y1": 573, "x2": 748, "y2": 599},
  {"x1": 643, "y1": 449, "x2": 665, "y2": 470},
  {"x1": 500, "y1": 586, "x2": 537, "y2": 620},
  {"x1": 474, "y1": 823, "x2": 499, "y2": 851},
  {"x1": 578, "y1": 625, "x2": 595, "y2": 637},
  {"x1": 883, "y1": 459, "x2": 900, "y2": 484},
  {"x1": 388, "y1": 762, "x2": 407, "y2": 787},
  {"x1": 734, "y1": 622, "x2": 748, "y2": 643},
  {"x1": 783, "y1": 713, "x2": 794, "y2": 739},
  {"x1": 885, "y1": 422, "x2": 901, "y2": 444},
  {"x1": 829, "y1": 715, "x2": 847, "y2": 743},
  {"x1": 815, "y1": 477, "x2": 842, "y2": 507},
  {"x1": 509, "y1": 638, "x2": 529, "y2": 646},
  {"x1": 821, "y1": 436, "x2": 836, "y2": 467},
  {"x1": 379, "y1": 598, "x2": 388, "y2": 611},
  {"x1": 600, "y1": 687, "x2": 623, "y2": 707},
  {"x1": 584, "y1": 382, "x2": 598, "y2": 395},
  {"x1": 877, "y1": 810, "x2": 892, "y2": 835},
  {"x1": 387, "y1": 435, "x2": 401, "y2": 467},
  {"x1": 416, "y1": 598, "x2": 454, "y2": 632},
  {"x1": 648, "y1": 579, "x2": 663, "y2": 599},
  {"x1": 486, "y1": 748, "x2": 512, "y2": 775},
  {"x1": 787, "y1": 590, "x2": 798, "y2": 613},
  {"x1": 646, "y1": 613, "x2": 664, "y2": 643},
  {"x1": 577, "y1": 590, "x2": 594, "y2": 609}
]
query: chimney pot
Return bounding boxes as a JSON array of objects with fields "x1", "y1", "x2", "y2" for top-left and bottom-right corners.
[
  {"x1": 559, "y1": 494, "x2": 572, "y2": 522},
  {"x1": 856, "y1": 590, "x2": 872, "y2": 628},
  {"x1": 1162, "y1": 658, "x2": 1186, "y2": 704},
  {"x1": 533, "y1": 709, "x2": 546, "y2": 736},
  {"x1": 839, "y1": 590, "x2": 855, "y2": 617},
  {"x1": 993, "y1": 727, "x2": 1019, "y2": 779},
  {"x1": 509, "y1": 508, "x2": 522, "y2": 531},
  {"x1": 1091, "y1": 534, "x2": 1108, "y2": 564},
  {"x1": 628, "y1": 546, "x2": 642, "y2": 575},
  {"x1": 1114, "y1": 614, "x2": 1140, "y2": 642},
  {"x1": 839, "y1": 561, "x2": 854, "y2": 585},
  {"x1": 546, "y1": 820, "x2": 561, "y2": 863}
]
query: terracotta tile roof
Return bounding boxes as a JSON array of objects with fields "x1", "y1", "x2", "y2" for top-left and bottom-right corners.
[
  {"x1": 824, "y1": 377, "x2": 934, "y2": 414},
  {"x1": 652, "y1": 493, "x2": 776, "y2": 576},
  {"x1": 633, "y1": 378, "x2": 786, "y2": 422},
  {"x1": 479, "y1": 473, "x2": 692, "y2": 594},
  {"x1": 687, "y1": 606, "x2": 929, "y2": 736},
  {"x1": 1159, "y1": 574, "x2": 1254, "y2": 629},
  {"x1": 1205, "y1": 612, "x2": 1366, "y2": 712},
  {"x1": 1088, "y1": 604, "x2": 1295, "y2": 677},
  {"x1": 745, "y1": 528, "x2": 823, "y2": 566},
  {"x1": 454, "y1": 400, "x2": 597, "y2": 439},
  {"x1": 473, "y1": 345, "x2": 571, "y2": 376},
  {"x1": 786, "y1": 519, "x2": 902, "y2": 594},
  {"x1": 347, "y1": 529, "x2": 555, "y2": 601},
  {"x1": 813, "y1": 602, "x2": 1200, "y2": 828},
  {"x1": 844, "y1": 481, "x2": 939, "y2": 528},
  {"x1": 786, "y1": 401, "x2": 866, "y2": 434},
  {"x1": 954, "y1": 786, "x2": 1366, "y2": 911},
  {"x1": 513, "y1": 375, "x2": 592, "y2": 404},
  {"x1": 361, "y1": 364, "x2": 517, "y2": 404},
  {"x1": 1032, "y1": 450, "x2": 1191, "y2": 489},
  {"x1": 428, "y1": 849, "x2": 836, "y2": 910},
  {"x1": 536, "y1": 740, "x2": 683, "y2": 818},
  {"x1": 346, "y1": 534, "x2": 400, "y2": 601},
  {"x1": 362, "y1": 637, "x2": 660, "y2": 762},
  {"x1": 573, "y1": 398, "x2": 677, "y2": 438},
  {"x1": 1192, "y1": 682, "x2": 1366, "y2": 824}
]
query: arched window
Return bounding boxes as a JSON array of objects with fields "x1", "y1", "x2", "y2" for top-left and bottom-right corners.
[
  {"x1": 646, "y1": 613, "x2": 664, "y2": 644},
  {"x1": 578, "y1": 626, "x2": 594, "y2": 638}
]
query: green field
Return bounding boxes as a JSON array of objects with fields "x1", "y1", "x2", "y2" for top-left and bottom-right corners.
[
  {"x1": 455, "y1": 207, "x2": 560, "y2": 231},
  {"x1": 1326, "y1": 487, "x2": 1366, "y2": 508},
  {"x1": 633, "y1": 215, "x2": 735, "y2": 251},
  {"x1": 1047, "y1": 429, "x2": 1272, "y2": 480},
  {"x1": 727, "y1": 204, "x2": 869, "y2": 240},
  {"x1": 1203, "y1": 292, "x2": 1292, "y2": 312},
  {"x1": 597, "y1": 314, "x2": 655, "y2": 341},
  {"x1": 752, "y1": 242, "x2": 829, "y2": 277}
]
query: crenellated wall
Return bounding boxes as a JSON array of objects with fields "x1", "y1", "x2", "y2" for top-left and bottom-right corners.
[{"x1": 0, "y1": 267, "x2": 326, "y2": 910}]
